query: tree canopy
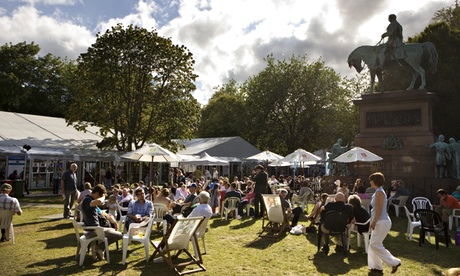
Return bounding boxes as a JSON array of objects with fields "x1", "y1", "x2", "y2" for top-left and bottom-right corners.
[
  {"x1": 198, "y1": 80, "x2": 246, "y2": 138},
  {"x1": 0, "y1": 42, "x2": 73, "y2": 117},
  {"x1": 198, "y1": 55, "x2": 359, "y2": 155},
  {"x1": 66, "y1": 24, "x2": 200, "y2": 151},
  {"x1": 409, "y1": 2, "x2": 460, "y2": 139}
]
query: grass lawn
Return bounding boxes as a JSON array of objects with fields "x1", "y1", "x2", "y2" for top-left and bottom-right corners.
[{"x1": 0, "y1": 200, "x2": 458, "y2": 276}]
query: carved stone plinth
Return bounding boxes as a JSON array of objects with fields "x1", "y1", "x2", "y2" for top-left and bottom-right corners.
[{"x1": 351, "y1": 90, "x2": 459, "y2": 198}]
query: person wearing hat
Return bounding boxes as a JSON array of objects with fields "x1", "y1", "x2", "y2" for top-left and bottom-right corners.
[
  {"x1": 170, "y1": 183, "x2": 198, "y2": 215},
  {"x1": 0, "y1": 183, "x2": 22, "y2": 242},
  {"x1": 252, "y1": 165, "x2": 269, "y2": 218},
  {"x1": 452, "y1": 186, "x2": 460, "y2": 201},
  {"x1": 435, "y1": 189, "x2": 460, "y2": 223}
]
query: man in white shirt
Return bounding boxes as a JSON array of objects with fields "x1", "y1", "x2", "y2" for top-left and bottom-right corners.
[
  {"x1": 0, "y1": 183, "x2": 22, "y2": 242},
  {"x1": 188, "y1": 191, "x2": 212, "y2": 218}
]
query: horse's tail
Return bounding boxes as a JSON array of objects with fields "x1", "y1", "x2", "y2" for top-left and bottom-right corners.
[{"x1": 422, "y1": 42, "x2": 438, "y2": 73}]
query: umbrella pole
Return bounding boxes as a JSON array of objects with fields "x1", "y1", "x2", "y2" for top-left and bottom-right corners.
[{"x1": 149, "y1": 158, "x2": 154, "y2": 186}]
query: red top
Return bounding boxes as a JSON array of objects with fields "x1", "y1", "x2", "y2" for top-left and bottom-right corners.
[{"x1": 443, "y1": 195, "x2": 460, "y2": 209}]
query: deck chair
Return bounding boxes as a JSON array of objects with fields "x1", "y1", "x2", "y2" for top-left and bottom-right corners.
[
  {"x1": 348, "y1": 219, "x2": 370, "y2": 253},
  {"x1": 414, "y1": 209, "x2": 449, "y2": 249},
  {"x1": 221, "y1": 197, "x2": 240, "y2": 220},
  {"x1": 317, "y1": 210, "x2": 350, "y2": 255},
  {"x1": 122, "y1": 215, "x2": 154, "y2": 265},
  {"x1": 71, "y1": 220, "x2": 110, "y2": 266},
  {"x1": 388, "y1": 195, "x2": 409, "y2": 217},
  {"x1": 0, "y1": 210, "x2": 15, "y2": 244},
  {"x1": 152, "y1": 203, "x2": 170, "y2": 235},
  {"x1": 259, "y1": 194, "x2": 289, "y2": 238},
  {"x1": 149, "y1": 216, "x2": 206, "y2": 275}
]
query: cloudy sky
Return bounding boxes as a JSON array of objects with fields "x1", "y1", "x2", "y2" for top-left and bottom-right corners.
[{"x1": 0, "y1": 0, "x2": 453, "y2": 104}]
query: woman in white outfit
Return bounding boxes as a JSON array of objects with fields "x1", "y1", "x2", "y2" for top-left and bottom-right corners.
[{"x1": 368, "y1": 172, "x2": 401, "y2": 274}]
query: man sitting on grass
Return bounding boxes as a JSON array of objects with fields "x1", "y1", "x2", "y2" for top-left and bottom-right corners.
[{"x1": 81, "y1": 184, "x2": 122, "y2": 261}]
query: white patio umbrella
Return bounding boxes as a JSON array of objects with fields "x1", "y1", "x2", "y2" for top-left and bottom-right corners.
[
  {"x1": 246, "y1": 150, "x2": 283, "y2": 162},
  {"x1": 120, "y1": 143, "x2": 180, "y2": 163},
  {"x1": 180, "y1": 152, "x2": 229, "y2": 166},
  {"x1": 279, "y1": 148, "x2": 321, "y2": 164},
  {"x1": 333, "y1": 146, "x2": 383, "y2": 163},
  {"x1": 267, "y1": 160, "x2": 292, "y2": 167}
]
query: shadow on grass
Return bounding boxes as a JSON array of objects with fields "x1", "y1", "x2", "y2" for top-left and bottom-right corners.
[
  {"x1": 244, "y1": 232, "x2": 287, "y2": 250},
  {"x1": 209, "y1": 217, "x2": 233, "y2": 228},
  {"x1": 15, "y1": 217, "x2": 63, "y2": 228},
  {"x1": 39, "y1": 220, "x2": 73, "y2": 231},
  {"x1": 229, "y1": 217, "x2": 258, "y2": 230},
  {"x1": 38, "y1": 233, "x2": 76, "y2": 249}
]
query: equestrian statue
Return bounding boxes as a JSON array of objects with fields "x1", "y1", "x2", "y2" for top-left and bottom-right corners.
[{"x1": 348, "y1": 14, "x2": 438, "y2": 94}]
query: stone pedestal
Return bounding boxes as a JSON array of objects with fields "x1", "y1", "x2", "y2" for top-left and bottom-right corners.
[{"x1": 352, "y1": 90, "x2": 458, "y2": 198}]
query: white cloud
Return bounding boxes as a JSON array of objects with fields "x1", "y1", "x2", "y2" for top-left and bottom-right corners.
[
  {"x1": 0, "y1": 6, "x2": 93, "y2": 59},
  {"x1": 0, "y1": 0, "x2": 454, "y2": 105}
]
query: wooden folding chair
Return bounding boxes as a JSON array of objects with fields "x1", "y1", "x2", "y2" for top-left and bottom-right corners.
[
  {"x1": 149, "y1": 216, "x2": 206, "y2": 275},
  {"x1": 259, "y1": 194, "x2": 289, "y2": 238}
]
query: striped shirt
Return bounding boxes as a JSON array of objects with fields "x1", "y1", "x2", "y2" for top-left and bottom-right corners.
[{"x1": 0, "y1": 194, "x2": 22, "y2": 214}]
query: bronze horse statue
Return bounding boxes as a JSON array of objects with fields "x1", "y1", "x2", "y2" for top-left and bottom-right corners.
[{"x1": 348, "y1": 42, "x2": 438, "y2": 93}]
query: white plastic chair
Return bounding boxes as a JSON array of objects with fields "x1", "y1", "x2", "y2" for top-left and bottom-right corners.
[
  {"x1": 246, "y1": 198, "x2": 254, "y2": 217},
  {"x1": 0, "y1": 210, "x2": 15, "y2": 244},
  {"x1": 221, "y1": 197, "x2": 240, "y2": 220},
  {"x1": 71, "y1": 220, "x2": 110, "y2": 266},
  {"x1": 388, "y1": 195, "x2": 409, "y2": 217},
  {"x1": 152, "y1": 203, "x2": 170, "y2": 235},
  {"x1": 361, "y1": 199, "x2": 371, "y2": 214},
  {"x1": 117, "y1": 202, "x2": 129, "y2": 233},
  {"x1": 448, "y1": 209, "x2": 460, "y2": 230},
  {"x1": 122, "y1": 215, "x2": 154, "y2": 265},
  {"x1": 348, "y1": 219, "x2": 370, "y2": 253},
  {"x1": 411, "y1": 197, "x2": 433, "y2": 211},
  {"x1": 404, "y1": 206, "x2": 421, "y2": 241},
  {"x1": 291, "y1": 191, "x2": 311, "y2": 213}
]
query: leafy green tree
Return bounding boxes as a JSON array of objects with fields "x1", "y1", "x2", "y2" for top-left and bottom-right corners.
[
  {"x1": 409, "y1": 4, "x2": 460, "y2": 139},
  {"x1": 67, "y1": 24, "x2": 200, "y2": 151},
  {"x1": 242, "y1": 55, "x2": 358, "y2": 154},
  {"x1": 198, "y1": 80, "x2": 246, "y2": 137},
  {"x1": 0, "y1": 42, "x2": 72, "y2": 117},
  {"x1": 432, "y1": 0, "x2": 460, "y2": 29}
]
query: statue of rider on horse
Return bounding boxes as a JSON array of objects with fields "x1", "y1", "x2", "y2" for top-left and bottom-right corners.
[
  {"x1": 348, "y1": 14, "x2": 438, "y2": 94},
  {"x1": 378, "y1": 14, "x2": 405, "y2": 69}
]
